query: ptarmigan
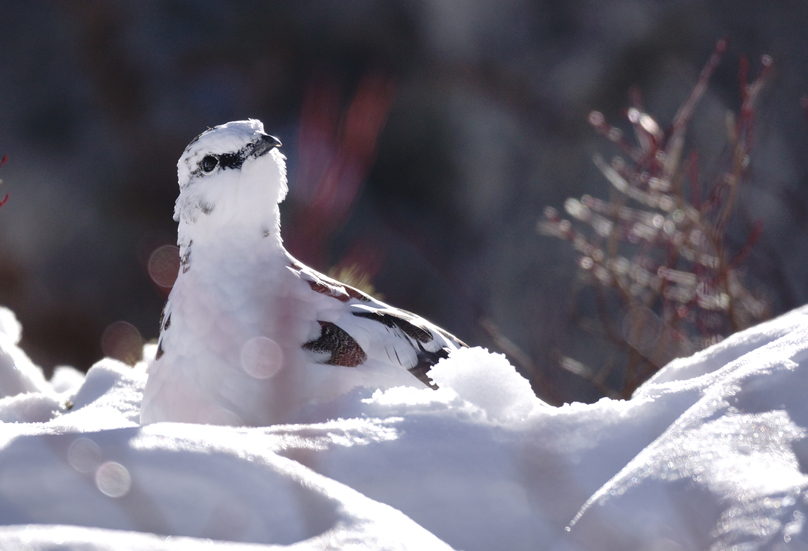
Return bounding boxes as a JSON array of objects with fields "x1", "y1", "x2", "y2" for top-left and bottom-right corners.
[{"x1": 140, "y1": 119, "x2": 466, "y2": 426}]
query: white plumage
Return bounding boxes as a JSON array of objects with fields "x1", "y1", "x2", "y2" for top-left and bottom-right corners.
[{"x1": 140, "y1": 119, "x2": 465, "y2": 426}]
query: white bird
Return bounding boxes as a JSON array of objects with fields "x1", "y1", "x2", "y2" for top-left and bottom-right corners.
[{"x1": 140, "y1": 119, "x2": 466, "y2": 426}]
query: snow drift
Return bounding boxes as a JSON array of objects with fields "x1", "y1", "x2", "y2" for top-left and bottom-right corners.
[{"x1": 1, "y1": 304, "x2": 808, "y2": 550}]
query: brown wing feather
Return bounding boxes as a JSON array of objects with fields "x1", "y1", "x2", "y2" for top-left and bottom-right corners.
[{"x1": 302, "y1": 321, "x2": 367, "y2": 367}]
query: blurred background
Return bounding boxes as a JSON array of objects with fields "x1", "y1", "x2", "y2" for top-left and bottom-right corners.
[{"x1": 1, "y1": 0, "x2": 807, "y2": 404}]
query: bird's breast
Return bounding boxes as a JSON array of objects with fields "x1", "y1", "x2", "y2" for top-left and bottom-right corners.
[{"x1": 143, "y1": 249, "x2": 323, "y2": 424}]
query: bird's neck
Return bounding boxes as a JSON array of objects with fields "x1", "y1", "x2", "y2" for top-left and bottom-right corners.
[{"x1": 176, "y1": 205, "x2": 286, "y2": 269}]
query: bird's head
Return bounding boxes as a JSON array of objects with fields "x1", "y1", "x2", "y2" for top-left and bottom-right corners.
[{"x1": 175, "y1": 119, "x2": 286, "y2": 237}]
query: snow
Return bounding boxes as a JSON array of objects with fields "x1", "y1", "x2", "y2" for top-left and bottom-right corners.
[
  {"x1": 0, "y1": 308, "x2": 50, "y2": 398},
  {"x1": 2, "y1": 304, "x2": 808, "y2": 549}
]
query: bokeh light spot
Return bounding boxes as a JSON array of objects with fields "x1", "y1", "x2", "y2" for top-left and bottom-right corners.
[
  {"x1": 101, "y1": 321, "x2": 144, "y2": 366},
  {"x1": 148, "y1": 245, "x2": 180, "y2": 288},
  {"x1": 240, "y1": 336, "x2": 283, "y2": 379},
  {"x1": 95, "y1": 461, "x2": 131, "y2": 498},
  {"x1": 67, "y1": 437, "x2": 102, "y2": 473}
]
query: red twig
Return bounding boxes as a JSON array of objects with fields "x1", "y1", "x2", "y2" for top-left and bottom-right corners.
[
  {"x1": 670, "y1": 39, "x2": 727, "y2": 138},
  {"x1": 661, "y1": 39, "x2": 727, "y2": 184},
  {"x1": 737, "y1": 55, "x2": 773, "y2": 152},
  {"x1": 728, "y1": 221, "x2": 764, "y2": 269},
  {"x1": 738, "y1": 55, "x2": 749, "y2": 104}
]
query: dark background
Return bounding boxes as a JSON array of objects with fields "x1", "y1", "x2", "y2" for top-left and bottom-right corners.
[{"x1": 1, "y1": 0, "x2": 807, "y2": 404}]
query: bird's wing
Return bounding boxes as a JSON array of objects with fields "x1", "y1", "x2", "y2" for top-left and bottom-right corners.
[{"x1": 287, "y1": 256, "x2": 466, "y2": 387}]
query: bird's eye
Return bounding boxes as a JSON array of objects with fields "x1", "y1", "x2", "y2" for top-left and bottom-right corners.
[{"x1": 201, "y1": 155, "x2": 218, "y2": 173}]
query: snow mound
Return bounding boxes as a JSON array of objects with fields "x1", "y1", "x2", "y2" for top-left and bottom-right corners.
[
  {"x1": 50, "y1": 365, "x2": 87, "y2": 394},
  {"x1": 2, "y1": 305, "x2": 808, "y2": 550},
  {"x1": 0, "y1": 306, "x2": 21, "y2": 344},
  {"x1": 0, "y1": 355, "x2": 450, "y2": 550},
  {"x1": 430, "y1": 346, "x2": 546, "y2": 423},
  {"x1": 0, "y1": 306, "x2": 51, "y2": 398}
]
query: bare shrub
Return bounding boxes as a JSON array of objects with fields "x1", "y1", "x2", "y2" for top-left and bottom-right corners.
[{"x1": 539, "y1": 41, "x2": 772, "y2": 398}]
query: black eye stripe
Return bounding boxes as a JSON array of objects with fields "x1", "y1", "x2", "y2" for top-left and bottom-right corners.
[
  {"x1": 195, "y1": 136, "x2": 276, "y2": 176},
  {"x1": 196, "y1": 150, "x2": 245, "y2": 173},
  {"x1": 219, "y1": 151, "x2": 244, "y2": 170}
]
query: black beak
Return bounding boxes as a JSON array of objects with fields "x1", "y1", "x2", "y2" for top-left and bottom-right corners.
[{"x1": 250, "y1": 133, "x2": 282, "y2": 158}]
